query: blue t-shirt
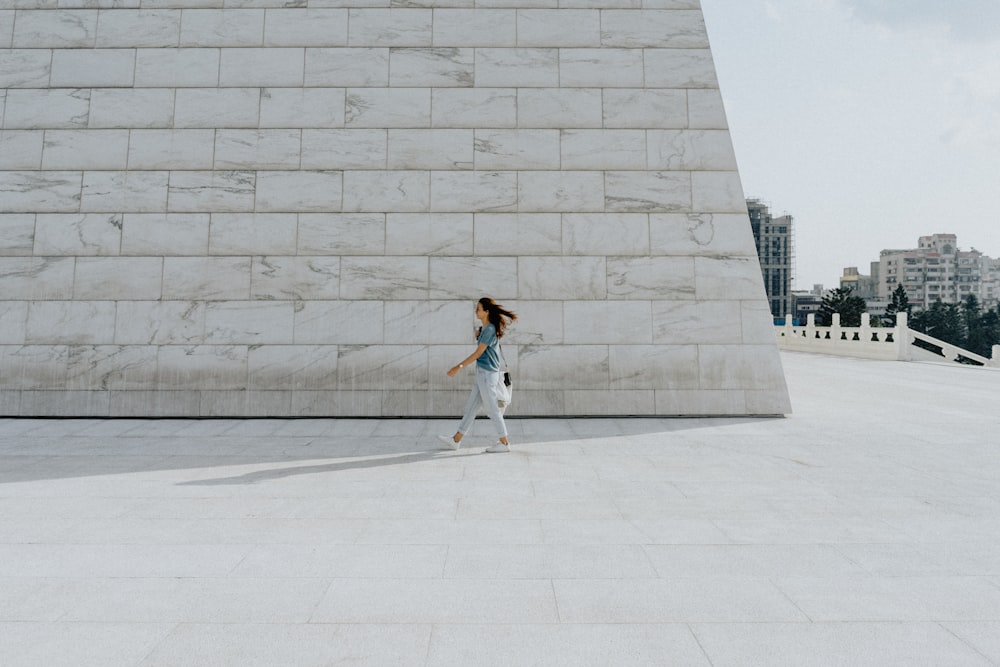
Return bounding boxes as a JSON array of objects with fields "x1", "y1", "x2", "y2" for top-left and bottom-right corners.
[{"x1": 476, "y1": 323, "x2": 502, "y2": 371}]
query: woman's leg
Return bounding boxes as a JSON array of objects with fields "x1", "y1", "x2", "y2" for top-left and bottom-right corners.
[
  {"x1": 477, "y1": 370, "x2": 508, "y2": 444},
  {"x1": 455, "y1": 377, "x2": 484, "y2": 440}
]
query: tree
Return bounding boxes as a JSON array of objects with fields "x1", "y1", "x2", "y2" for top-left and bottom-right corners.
[
  {"x1": 817, "y1": 286, "x2": 867, "y2": 326},
  {"x1": 883, "y1": 284, "x2": 911, "y2": 327},
  {"x1": 909, "y1": 299, "x2": 964, "y2": 347},
  {"x1": 962, "y1": 294, "x2": 993, "y2": 358}
]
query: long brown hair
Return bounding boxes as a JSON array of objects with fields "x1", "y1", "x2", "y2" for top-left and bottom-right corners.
[{"x1": 479, "y1": 297, "x2": 517, "y2": 339}]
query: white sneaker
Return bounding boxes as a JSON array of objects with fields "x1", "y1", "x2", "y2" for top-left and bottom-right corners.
[
  {"x1": 485, "y1": 441, "x2": 510, "y2": 453},
  {"x1": 437, "y1": 435, "x2": 460, "y2": 450}
]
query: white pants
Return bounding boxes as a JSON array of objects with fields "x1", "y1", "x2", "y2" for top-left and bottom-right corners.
[{"x1": 457, "y1": 367, "x2": 508, "y2": 438}]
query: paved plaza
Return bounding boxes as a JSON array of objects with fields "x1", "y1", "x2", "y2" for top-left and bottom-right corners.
[{"x1": 1, "y1": 351, "x2": 999, "y2": 666}]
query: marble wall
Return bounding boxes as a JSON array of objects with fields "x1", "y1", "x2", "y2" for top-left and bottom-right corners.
[{"x1": 0, "y1": 0, "x2": 791, "y2": 416}]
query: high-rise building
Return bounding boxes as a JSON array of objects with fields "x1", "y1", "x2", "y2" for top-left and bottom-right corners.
[
  {"x1": 746, "y1": 199, "x2": 794, "y2": 319},
  {"x1": 878, "y1": 234, "x2": 995, "y2": 310}
]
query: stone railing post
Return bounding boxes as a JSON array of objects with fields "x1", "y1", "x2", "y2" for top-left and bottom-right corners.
[
  {"x1": 895, "y1": 312, "x2": 911, "y2": 360},
  {"x1": 991, "y1": 345, "x2": 1000, "y2": 368},
  {"x1": 806, "y1": 313, "x2": 816, "y2": 339},
  {"x1": 861, "y1": 313, "x2": 870, "y2": 343},
  {"x1": 831, "y1": 313, "x2": 841, "y2": 340}
]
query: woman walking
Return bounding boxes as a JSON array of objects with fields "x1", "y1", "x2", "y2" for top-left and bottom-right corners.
[{"x1": 438, "y1": 297, "x2": 516, "y2": 453}]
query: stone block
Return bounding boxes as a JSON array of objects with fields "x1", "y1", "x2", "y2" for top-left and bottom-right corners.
[
  {"x1": 263, "y1": 9, "x2": 348, "y2": 47},
  {"x1": 564, "y1": 214, "x2": 649, "y2": 257},
  {"x1": 50, "y1": 49, "x2": 135, "y2": 87},
  {"x1": 174, "y1": 88, "x2": 260, "y2": 128},
  {"x1": 134, "y1": 48, "x2": 220, "y2": 87},
  {"x1": 382, "y1": 389, "x2": 468, "y2": 417},
  {"x1": 73, "y1": 257, "x2": 163, "y2": 300},
  {"x1": 0, "y1": 49, "x2": 52, "y2": 87},
  {"x1": 127, "y1": 129, "x2": 215, "y2": 169},
  {"x1": 605, "y1": 171, "x2": 690, "y2": 213},
  {"x1": 474, "y1": 130, "x2": 560, "y2": 170},
  {"x1": 0, "y1": 214, "x2": 35, "y2": 256},
  {"x1": 12, "y1": 9, "x2": 97, "y2": 48},
  {"x1": 66, "y1": 344, "x2": 158, "y2": 390},
  {"x1": 199, "y1": 390, "x2": 292, "y2": 416},
  {"x1": 340, "y1": 257, "x2": 428, "y2": 300},
  {"x1": 503, "y1": 389, "x2": 565, "y2": 416},
  {"x1": 156, "y1": 345, "x2": 248, "y2": 390},
  {"x1": 0, "y1": 258, "x2": 75, "y2": 300},
  {"x1": 428, "y1": 256, "x2": 518, "y2": 299},
  {"x1": 43, "y1": 129, "x2": 126, "y2": 170},
  {"x1": 260, "y1": 88, "x2": 346, "y2": 128},
  {"x1": 0, "y1": 11, "x2": 14, "y2": 49},
  {"x1": 384, "y1": 300, "x2": 471, "y2": 344},
  {"x1": 208, "y1": 213, "x2": 297, "y2": 255},
  {"x1": 2, "y1": 89, "x2": 90, "y2": 129},
  {"x1": 343, "y1": 171, "x2": 429, "y2": 212},
  {"x1": 691, "y1": 171, "x2": 746, "y2": 212},
  {"x1": 648, "y1": 130, "x2": 737, "y2": 170},
  {"x1": 432, "y1": 88, "x2": 517, "y2": 128},
  {"x1": 20, "y1": 390, "x2": 110, "y2": 417},
  {"x1": 432, "y1": 9, "x2": 515, "y2": 47},
  {"x1": 214, "y1": 129, "x2": 303, "y2": 169},
  {"x1": 427, "y1": 345, "x2": 475, "y2": 389},
  {"x1": 346, "y1": 88, "x2": 430, "y2": 127},
  {"x1": 476, "y1": 0, "x2": 555, "y2": 6},
  {"x1": 741, "y1": 300, "x2": 778, "y2": 344},
  {"x1": 430, "y1": 171, "x2": 517, "y2": 212},
  {"x1": 250, "y1": 256, "x2": 340, "y2": 300},
  {"x1": 305, "y1": 48, "x2": 389, "y2": 87},
  {"x1": 0, "y1": 131, "x2": 43, "y2": 169},
  {"x1": 95, "y1": 9, "x2": 181, "y2": 47},
  {"x1": 476, "y1": 48, "x2": 559, "y2": 87},
  {"x1": 473, "y1": 213, "x2": 562, "y2": 256},
  {"x1": 564, "y1": 389, "x2": 655, "y2": 415},
  {"x1": 600, "y1": 9, "x2": 707, "y2": 48},
  {"x1": 649, "y1": 213, "x2": 757, "y2": 257},
  {"x1": 561, "y1": 130, "x2": 646, "y2": 169},
  {"x1": 121, "y1": 214, "x2": 209, "y2": 256},
  {"x1": 698, "y1": 344, "x2": 787, "y2": 391},
  {"x1": 518, "y1": 171, "x2": 605, "y2": 212},
  {"x1": 516, "y1": 88, "x2": 603, "y2": 129},
  {"x1": 389, "y1": 48, "x2": 474, "y2": 87},
  {"x1": 248, "y1": 344, "x2": 338, "y2": 391},
  {"x1": 162, "y1": 257, "x2": 252, "y2": 300},
  {"x1": 347, "y1": 9, "x2": 432, "y2": 47},
  {"x1": 695, "y1": 256, "x2": 766, "y2": 300},
  {"x1": 205, "y1": 301, "x2": 295, "y2": 344},
  {"x1": 219, "y1": 48, "x2": 304, "y2": 86},
  {"x1": 0, "y1": 390, "x2": 19, "y2": 415},
  {"x1": 167, "y1": 170, "x2": 255, "y2": 212},
  {"x1": 517, "y1": 344, "x2": 608, "y2": 390},
  {"x1": 609, "y1": 344, "x2": 699, "y2": 389},
  {"x1": 114, "y1": 301, "x2": 206, "y2": 345},
  {"x1": 0, "y1": 345, "x2": 68, "y2": 390},
  {"x1": 644, "y1": 48, "x2": 718, "y2": 88},
  {"x1": 387, "y1": 129, "x2": 472, "y2": 170},
  {"x1": 655, "y1": 389, "x2": 746, "y2": 415},
  {"x1": 297, "y1": 213, "x2": 385, "y2": 255},
  {"x1": 744, "y1": 388, "x2": 792, "y2": 415},
  {"x1": 337, "y1": 344, "x2": 428, "y2": 390},
  {"x1": 559, "y1": 49, "x2": 643, "y2": 87},
  {"x1": 603, "y1": 89, "x2": 688, "y2": 129},
  {"x1": 0, "y1": 302, "x2": 28, "y2": 344},
  {"x1": 386, "y1": 213, "x2": 472, "y2": 255},
  {"x1": 501, "y1": 300, "x2": 563, "y2": 345},
  {"x1": 290, "y1": 390, "x2": 383, "y2": 417},
  {"x1": 687, "y1": 89, "x2": 728, "y2": 129},
  {"x1": 293, "y1": 300, "x2": 384, "y2": 344},
  {"x1": 518, "y1": 10, "x2": 600, "y2": 46},
  {"x1": 109, "y1": 389, "x2": 200, "y2": 417},
  {"x1": 564, "y1": 301, "x2": 652, "y2": 344},
  {"x1": 89, "y1": 89, "x2": 175, "y2": 128},
  {"x1": 519, "y1": 257, "x2": 606, "y2": 300},
  {"x1": 607, "y1": 257, "x2": 696, "y2": 300},
  {"x1": 82, "y1": 171, "x2": 169, "y2": 213},
  {"x1": 179, "y1": 9, "x2": 264, "y2": 47},
  {"x1": 26, "y1": 300, "x2": 117, "y2": 344},
  {"x1": 0, "y1": 171, "x2": 82, "y2": 212},
  {"x1": 651, "y1": 300, "x2": 741, "y2": 344},
  {"x1": 33, "y1": 214, "x2": 121, "y2": 256},
  {"x1": 302, "y1": 129, "x2": 386, "y2": 169}
]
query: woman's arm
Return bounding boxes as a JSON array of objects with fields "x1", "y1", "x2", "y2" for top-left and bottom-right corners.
[{"x1": 448, "y1": 343, "x2": 488, "y2": 377}]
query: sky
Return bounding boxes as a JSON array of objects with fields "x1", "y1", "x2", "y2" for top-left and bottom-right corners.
[{"x1": 700, "y1": 0, "x2": 1000, "y2": 290}]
